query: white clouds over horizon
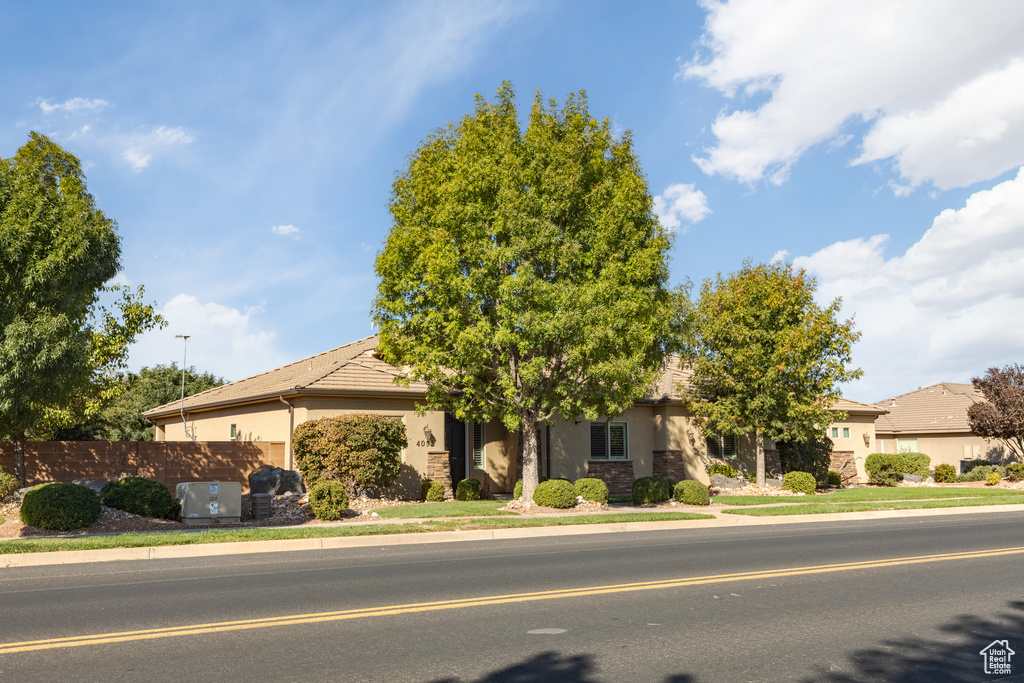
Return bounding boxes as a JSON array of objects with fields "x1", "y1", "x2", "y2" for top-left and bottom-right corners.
[
  {"x1": 653, "y1": 183, "x2": 711, "y2": 232},
  {"x1": 271, "y1": 224, "x2": 299, "y2": 236},
  {"x1": 684, "y1": 0, "x2": 1024, "y2": 191},
  {"x1": 792, "y1": 167, "x2": 1024, "y2": 400},
  {"x1": 37, "y1": 97, "x2": 110, "y2": 114}
]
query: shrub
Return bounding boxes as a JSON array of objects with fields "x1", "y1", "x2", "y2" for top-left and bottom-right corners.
[
  {"x1": 986, "y1": 472, "x2": 1002, "y2": 486},
  {"x1": 743, "y1": 470, "x2": 757, "y2": 483},
  {"x1": 532, "y1": 479, "x2": 576, "y2": 508},
  {"x1": 783, "y1": 471, "x2": 816, "y2": 495},
  {"x1": 956, "y1": 465, "x2": 1006, "y2": 483},
  {"x1": 292, "y1": 414, "x2": 408, "y2": 491},
  {"x1": 101, "y1": 477, "x2": 177, "y2": 519},
  {"x1": 455, "y1": 478, "x2": 481, "y2": 501},
  {"x1": 632, "y1": 476, "x2": 672, "y2": 505},
  {"x1": 513, "y1": 476, "x2": 548, "y2": 499},
  {"x1": 0, "y1": 466, "x2": 18, "y2": 501},
  {"x1": 654, "y1": 475, "x2": 675, "y2": 491},
  {"x1": 709, "y1": 463, "x2": 738, "y2": 478},
  {"x1": 307, "y1": 480, "x2": 350, "y2": 521},
  {"x1": 20, "y1": 482, "x2": 101, "y2": 531},
  {"x1": 962, "y1": 459, "x2": 993, "y2": 474},
  {"x1": 864, "y1": 452, "x2": 931, "y2": 486},
  {"x1": 573, "y1": 478, "x2": 609, "y2": 504},
  {"x1": 777, "y1": 435, "x2": 833, "y2": 486},
  {"x1": 933, "y1": 464, "x2": 957, "y2": 483},
  {"x1": 421, "y1": 480, "x2": 445, "y2": 502},
  {"x1": 827, "y1": 470, "x2": 842, "y2": 487},
  {"x1": 1006, "y1": 462, "x2": 1024, "y2": 482},
  {"x1": 674, "y1": 480, "x2": 710, "y2": 506}
]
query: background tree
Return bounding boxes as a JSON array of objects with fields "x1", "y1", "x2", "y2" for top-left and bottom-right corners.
[
  {"x1": 776, "y1": 434, "x2": 834, "y2": 486},
  {"x1": 373, "y1": 83, "x2": 680, "y2": 501},
  {"x1": 292, "y1": 415, "x2": 407, "y2": 495},
  {"x1": 0, "y1": 133, "x2": 160, "y2": 483},
  {"x1": 968, "y1": 364, "x2": 1024, "y2": 461},
  {"x1": 680, "y1": 261, "x2": 861, "y2": 486}
]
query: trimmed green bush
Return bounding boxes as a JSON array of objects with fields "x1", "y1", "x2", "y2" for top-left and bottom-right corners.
[
  {"x1": 573, "y1": 478, "x2": 609, "y2": 504},
  {"x1": 20, "y1": 482, "x2": 101, "y2": 531},
  {"x1": 455, "y1": 478, "x2": 481, "y2": 501},
  {"x1": 777, "y1": 434, "x2": 833, "y2": 486},
  {"x1": 956, "y1": 465, "x2": 1006, "y2": 483},
  {"x1": 421, "y1": 480, "x2": 445, "y2": 502},
  {"x1": 532, "y1": 479, "x2": 576, "y2": 509},
  {"x1": 962, "y1": 459, "x2": 994, "y2": 474},
  {"x1": 292, "y1": 414, "x2": 407, "y2": 490},
  {"x1": 783, "y1": 471, "x2": 816, "y2": 495},
  {"x1": 674, "y1": 480, "x2": 710, "y2": 506},
  {"x1": 307, "y1": 480, "x2": 350, "y2": 521},
  {"x1": 101, "y1": 477, "x2": 177, "y2": 519},
  {"x1": 513, "y1": 476, "x2": 548, "y2": 499},
  {"x1": 1006, "y1": 462, "x2": 1024, "y2": 482},
  {"x1": 0, "y1": 466, "x2": 18, "y2": 501},
  {"x1": 827, "y1": 470, "x2": 842, "y2": 487},
  {"x1": 986, "y1": 472, "x2": 1002, "y2": 486},
  {"x1": 933, "y1": 463, "x2": 957, "y2": 483},
  {"x1": 864, "y1": 452, "x2": 931, "y2": 486},
  {"x1": 632, "y1": 476, "x2": 672, "y2": 505},
  {"x1": 709, "y1": 463, "x2": 738, "y2": 478}
]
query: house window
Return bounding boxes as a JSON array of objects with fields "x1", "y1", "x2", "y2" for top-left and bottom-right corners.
[
  {"x1": 706, "y1": 433, "x2": 737, "y2": 460},
  {"x1": 831, "y1": 427, "x2": 839, "y2": 439},
  {"x1": 229, "y1": 424, "x2": 237, "y2": 441},
  {"x1": 842, "y1": 427, "x2": 850, "y2": 439},
  {"x1": 897, "y1": 438, "x2": 918, "y2": 453},
  {"x1": 472, "y1": 422, "x2": 484, "y2": 469},
  {"x1": 590, "y1": 422, "x2": 628, "y2": 460}
]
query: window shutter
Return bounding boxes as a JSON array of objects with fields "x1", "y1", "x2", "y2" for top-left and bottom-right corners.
[
  {"x1": 609, "y1": 423, "x2": 627, "y2": 460},
  {"x1": 590, "y1": 423, "x2": 607, "y2": 459},
  {"x1": 723, "y1": 434, "x2": 737, "y2": 459},
  {"x1": 706, "y1": 435, "x2": 721, "y2": 459},
  {"x1": 472, "y1": 423, "x2": 484, "y2": 469}
]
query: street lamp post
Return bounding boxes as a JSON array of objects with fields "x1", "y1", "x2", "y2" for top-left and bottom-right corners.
[{"x1": 175, "y1": 334, "x2": 197, "y2": 441}]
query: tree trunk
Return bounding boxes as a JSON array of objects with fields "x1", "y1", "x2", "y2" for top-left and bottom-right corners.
[
  {"x1": 755, "y1": 429, "x2": 765, "y2": 487},
  {"x1": 520, "y1": 408, "x2": 541, "y2": 502},
  {"x1": 13, "y1": 430, "x2": 27, "y2": 488}
]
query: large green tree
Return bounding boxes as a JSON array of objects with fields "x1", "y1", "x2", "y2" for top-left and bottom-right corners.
[
  {"x1": 373, "y1": 83, "x2": 680, "y2": 501},
  {"x1": 968, "y1": 364, "x2": 1024, "y2": 461},
  {"x1": 680, "y1": 261, "x2": 861, "y2": 485},
  {"x1": 0, "y1": 133, "x2": 161, "y2": 483}
]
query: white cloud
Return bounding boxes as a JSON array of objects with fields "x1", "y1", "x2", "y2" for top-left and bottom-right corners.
[
  {"x1": 791, "y1": 167, "x2": 1024, "y2": 400},
  {"x1": 653, "y1": 182, "x2": 711, "y2": 232},
  {"x1": 769, "y1": 250, "x2": 789, "y2": 264},
  {"x1": 38, "y1": 97, "x2": 110, "y2": 114},
  {"x1": 685, "y1": 0, "x2": 1024, "y2": 191},
  {"x1": 120, "y1": 126, "x2": 195, "y2": 172},
  {"x1": 129, "y1": 294, "x2": 289, "y2": 381},
  {"x1": 271, "y1": 224, "x2": 299, "y2": 236}
]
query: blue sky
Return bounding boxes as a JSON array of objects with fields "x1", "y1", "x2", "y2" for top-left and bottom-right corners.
[{"x1": 3, "y1": 0, "x2": 1023, "y2": 402}]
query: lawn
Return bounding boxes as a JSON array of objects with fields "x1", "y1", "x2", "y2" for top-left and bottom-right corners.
[
  {"x1": 713, "y1": 487, "x2": 1024, "y2": 506},
  {"x1": 371, "y1": 501, "x2": 515, "y2": 518},
  {"x1": 722, "y1": 495, "x2": 1024, "y2": 517}
]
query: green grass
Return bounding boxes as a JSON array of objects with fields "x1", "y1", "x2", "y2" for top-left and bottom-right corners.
[
  {"x1": 370, "y1": 501, "x2": 514, "y2": 518},
  {"x1": 713, "y1": 487, "x2": 1024, "y2": 506},
  {"x1": 0, "y1": 512, "x2": 714, "y2": 555},
  {"x1": 608, "y1": 495, "x2": 634, "y2": 504},
  {"x1": 721, "y1": 495, "x2": 1024, "y2": 517}
]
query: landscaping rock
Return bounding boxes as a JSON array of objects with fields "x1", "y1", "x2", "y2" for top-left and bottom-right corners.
[
  {"x1": 764, "y1": 478, "x2": 783, "y2": 489},
  {"x1": 72, "y1": 479, "x2": 109, "y2": 496},
  {"x1": 248, "y1": 465, "x2": 306, "y2": 496},
  {"x1": 903, "y1": 473, "x2": 924, "y2": 483},
  {"x1": 710, "y1": 473, "x2": 743, "y2": 489}
]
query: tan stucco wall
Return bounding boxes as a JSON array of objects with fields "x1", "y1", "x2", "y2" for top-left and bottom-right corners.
[
  {"x1": 875, "y1": 433, "x2": 1008, "y2": 470},
  {"x1": 827, "y1": 414, "x2": 878, "y2": 481},
  {"x1": 547, "y1": 407, "x2": 657, "y2": 482},
  {"x1": 156, "y1": 400, "x2": 293, "y2": 449}
]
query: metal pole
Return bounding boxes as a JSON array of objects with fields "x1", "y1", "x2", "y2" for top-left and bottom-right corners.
[{"x1": 175, "y1": 335, "x2": 196, "y2": 441}]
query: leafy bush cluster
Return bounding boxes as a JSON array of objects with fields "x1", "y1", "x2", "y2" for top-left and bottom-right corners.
[
  {"x1": 777, "y1": 435, "x2": 833, "y2": 486},
  {"x1": 20, "y1": 482, "x2": 101, "y2": 531},
  {"x1": 632, "y1": 476, "x2": 672, "y2": 505},
  {"x1": 933, "y1": 464, "x2": 957, "y2": 483},
  {"x1": 514, "y1": 476, "x2": 548, "y2": 499},
  {"x1": 985, "y1": 472, "x2": 1003, "y2": 486},
  {"x1": 101, "y1": 477, "x2": 179, "y2": 519},
  {"x1": 292, "y1": 414, "x2": 407, "y2": 492},
  {"x1": 573, "y1": 478, "x2": 609, "y2": 504},
  {"x1": 956, "y1": 465, "x2": 1005, "y2": 483},
  {"x1": 674, "y1": 480, "x2": 710, "y2": 506},
  {"x1": 421, "y1": 480, "x2": 445, "y2": 502},
  {"x1": 962, "y1": 459, "x2": 994, "y2": 473},
  {"x1": 1007, "y1": 462, "x2": 1024, "y2": 482},
  {"x1": 864, "y1": 452, "x2": 931, "y2": 486},
  {"x1": 455, "y1": 478, "x2": 481, "y2": 501},
  {"x1": 826, "y1": 471, "x2": 842, "y2": 487},
  {"x1": 709, "y1": 463, "x2": 738, "y2": 478},
  {"x1": 783, "y1": 471, "x2": 816, "y2": 495},
  {"x1": 0, "y1": 466, "x2": 18, "y2": 501},
  {"x1": 743, "y1": 470, "x2": 758, "y2": 483},
  {"x1": 532, "y1": 479, "x2": 576, "y2": 508},
  {"x1": 307, "y1": 480, "x2": 350, "y2": 520}
]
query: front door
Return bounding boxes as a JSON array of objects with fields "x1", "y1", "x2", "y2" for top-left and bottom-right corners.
[{"x1": 444, "y1": 413, "x2": 467, "y2": 486}]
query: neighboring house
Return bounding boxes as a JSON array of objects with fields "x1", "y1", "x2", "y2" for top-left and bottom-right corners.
[
  {"x1": 826, "y1": 398, "x2": 889, "y2": 483},
  {"x1": 143, "y1": 336, "x2": 882, "y2": 496},
  {"x1": 873, "y1": 382, "x2": 1007, "y2": 470}
]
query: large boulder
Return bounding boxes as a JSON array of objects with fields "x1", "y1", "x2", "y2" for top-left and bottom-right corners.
[
  {"x1": 903, "y1": 473, "x2": 924, "y2": 483},
  {"x1": 72, "y1": 479, "x2": 109, "y2": 496},
  {"x1": 248, "y1": 465, "x2": 305, "y2": 496},
  {"x1": 710, "y1": 473, "x2": 743, "y2": 489}
]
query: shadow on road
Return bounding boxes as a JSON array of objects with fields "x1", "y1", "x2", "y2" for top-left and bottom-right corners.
[
  {"x1": 429, "y1": 651, "x2": 695, "y2": 683},
  {"x1": 807, "y1": 600, "x2": 1024, "y2": 682}
]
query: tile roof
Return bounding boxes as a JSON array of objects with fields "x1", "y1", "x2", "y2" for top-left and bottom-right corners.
[{"x1": 873, "y1": 382, "x2": 983, "y2": 435}]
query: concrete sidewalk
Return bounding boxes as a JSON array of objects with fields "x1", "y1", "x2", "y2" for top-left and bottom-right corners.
[{"x1": 4, "y1": 503, "x2": 1023, "y2": 568}]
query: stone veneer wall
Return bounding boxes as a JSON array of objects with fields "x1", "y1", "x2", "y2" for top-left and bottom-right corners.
[
  {"x1": 829, "y1": 450, "x2": 859, "y2": 486},
  {"x1": 652, "y1": 450, "x2": 687, "y2": 481},
  {"x1": 425, "y1": 450, "x2": 454, "y2": 500},
  {"x1": 586, "y1": 460, "x2": 635, "y2": 495},
  {"x1": 764, "y1": 448, "x2": 782, "y2": 476}
]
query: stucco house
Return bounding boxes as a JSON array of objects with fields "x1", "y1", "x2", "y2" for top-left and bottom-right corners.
[
  {"x1": 873, "y1": 382, "x2": 1008, "y2": 470},
  {"x1": 143, "y1": 336, "x2": 882, "y2": 496}
]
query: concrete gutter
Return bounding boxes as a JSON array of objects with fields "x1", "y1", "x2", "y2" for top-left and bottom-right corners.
[{"x1": 4, "y1": 503, "x2": 1023, "y2": 568}]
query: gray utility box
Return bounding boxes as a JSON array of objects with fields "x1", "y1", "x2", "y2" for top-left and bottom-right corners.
[{"x1": 176, "y1": 482, "x2": 242, "y2": 525}]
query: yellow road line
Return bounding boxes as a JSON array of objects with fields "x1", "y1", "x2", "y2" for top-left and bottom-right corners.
[{"x1": 3, "y1": 545, "x2": 1023, "y2": 654}]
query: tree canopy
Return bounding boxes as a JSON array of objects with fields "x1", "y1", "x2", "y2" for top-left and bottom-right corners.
[
  {"x1": 968, "y1": 364, "x2": 1024, "y2": 461},
  {"x1": 679, "y1": 261, "x2": 861, "y2": 485},
  {"x1": 372, "y1": 83, "x2": 681, "y2": 501}
]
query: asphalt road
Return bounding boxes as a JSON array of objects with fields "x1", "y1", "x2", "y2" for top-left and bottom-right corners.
[{"x1": 2, "y1": 512, "x2": 1024, "y2": 682}]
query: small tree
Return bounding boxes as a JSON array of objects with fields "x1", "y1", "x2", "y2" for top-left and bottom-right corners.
[
  {"x1": 373, "y1": 83, "x2": 681, "y2": 502},
  {"x1": 968, "y1": 365, "x2": 1024, "y2": 461},
  {"x1": 680, "y1": 261, "x2": 861, "y2": 486},
  {"x1": 291, "y1": 414, "x2": 407, "y2": 494},
  {"x1": 776, "y1": 434, "x2": 834, "y2": 486}
]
